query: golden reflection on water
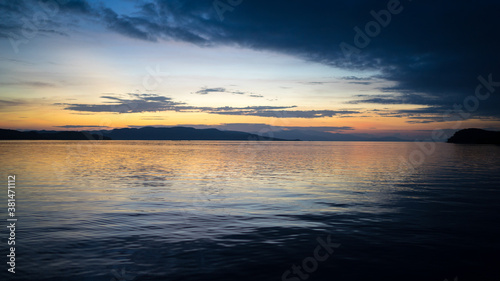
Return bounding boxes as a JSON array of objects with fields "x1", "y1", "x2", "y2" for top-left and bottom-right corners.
[
  {"x1": 1, "y1": 140, "x2": 499, "y2": 217},
  {"x1": 0, "y1": 141, "x2": 476, "y2": 215},
  {"x1": 1, "y1": 141, "x2": 500, "y2": 280}
]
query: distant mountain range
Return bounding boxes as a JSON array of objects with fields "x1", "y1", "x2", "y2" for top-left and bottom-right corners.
[
  {"x1": 447, "y1": 128, "x2": 500, "y2": 144},
  {"x1": 250, "y1": 128, "x2": 406, "y2": 141},
  {"x1": 8, "y1": 126, "x2": 480, "y2": 141},
  {"x1": 103, "y1": 127, "x2": 289, "y2": 140},
  {"x1": 0, "y1": 127, "x2": 289, "y2": 141},
  {"x1": 0, "y1": 129, "x2": 110, "y2": 140}
]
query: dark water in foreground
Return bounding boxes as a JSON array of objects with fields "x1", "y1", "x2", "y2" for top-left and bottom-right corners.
[{"x1": 0, "y1": 141, "x2": 499, "y2": 281}]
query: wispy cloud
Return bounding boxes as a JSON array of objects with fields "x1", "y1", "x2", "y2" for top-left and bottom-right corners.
[
  {"x1": 54, "y1": 125, "x2": 109, "y2": 128},
  {"x1": 369, "y1": 106, "x2": 463, "y2": 124},
  {"x1": 348, "y1": 81, "x2": 372, "y2": 85},
  {"x1": 0, "y1": 99, "x2": 28, "y2": 109},
  {"x1": 186, "y1": 123, "x2": 354, "y2": 132},
  {"x1": 341, "y1": 76, "x2": 375, "y2": 86},
  {"x1": 57, "y1": 93, "x2": 185, "y2": 113},
  {"x1": 208, "y1": 108, "x2": 358, "y2": 118},
  {"x1": 346, "y1": 94, "x2": 437, "y2": 105},
  {"x1": 342, "y1": 76, "x2": 373, "y2": 81},
  {"x1": 193, "y1": 87, "x2": 264, "y2": 98},
  {"x1": 140, "y1": 116, "x2": 166, "y2": 120},
  {"x1": 4, "y1": 0, "x2": 499, "y2": 118},
  {"x1": 0, "y1": 99, "x2": 22, "y2": 106},
  {"x1": 0, "y1": 81, "x2": 56, "y2": 87},
  {"x1": 56, "y1": 94, "x2": 357, "y2": 119},
  {"x1": 300, "y1": 81, "x2": 334, "y2": 85},
  {"x1": 193, "y1": 87, "x2": 226, "y2": 95}
]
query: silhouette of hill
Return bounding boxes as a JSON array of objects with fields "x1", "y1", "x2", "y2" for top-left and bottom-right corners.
[
  {"x1": 104, "y1": 126, "x2": 289, "y2": 140},
  {"x1": 0, "y1": 127, "x2": 291, "y2": 141},
  {"x1": 0, "y1": 129, "x2": 110, "y2": 140},
  {"x1": 0, "y1": 126, "x2": 412, "y2": 141},
  {"x1": 254, "y1": 129, "x2": 407, "y2": 141},
  {"x1": 447, "y1": 128, "x2": 500, "y2": 144}
]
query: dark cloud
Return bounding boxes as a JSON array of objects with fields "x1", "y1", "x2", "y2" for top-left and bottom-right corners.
[
  {"x1": 0, "y1": 1, "x2": 38, "y2": 38},
  {"x1": 56, "y1": 94, "x2": 356, "y2": 118},
  {"x1": 183, "y1": 123, "x2": 354, "y2": 132},
  {"x1": 193, "y1": 87, "x2": 264, "y2": 98},
  {"x1": 209, "y1": 109, "x2": 359, "y2": 118},
  {"x1": 130, "y1": 0, "x2": 500, "y2": 119},
  {"x1": 301, "y1": 81, "x2": 330, "y2": 85},
  {"x1": 0, "y1": 1, "x2": 29, "y2": 14},
  {"x1": 193, "y1": 87, "x2": 226, "y2": 95},
  {"x1": 0, "y1": 0, "x2": 83, "y2": 39},
  {"x1": 341, "y1": 76, "x2": 375, "y2": 85},
  {"x1": 59, "y1": 0, "x2": 93, "y2": 14},
  {"x1": 347, "y1": 94, "x2": 440, "y2": 105},
  {"x1": 348, "y1": 81, "x2": 372, "y2": 85},
  {"x1": 368, "y1": 106, "x2": 481, "y2": 124},
  {"x1": 100, "y1": 7, "x2": 155, "y2": 41},
  {"x1": 406, "y1": 119, "x2": 440, "y2": 124},
  {"x1": 57, "y1": 93, "x2": 185, "y2": 113},
  {"x1": 342, "y1": 76, "x2": 373, "y2": 81},
  {"x1": 3, "y1": 0, "x2": 500, "y2": 120}
]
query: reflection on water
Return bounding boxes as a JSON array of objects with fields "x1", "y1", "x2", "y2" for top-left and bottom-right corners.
[{"x1": 0, "y1": 141, "x2": 499, "y2": 281}]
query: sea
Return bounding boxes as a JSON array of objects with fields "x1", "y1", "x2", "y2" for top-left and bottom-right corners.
[{"x1": 0, "y1": 141, "x2": 499, "y2": 281}]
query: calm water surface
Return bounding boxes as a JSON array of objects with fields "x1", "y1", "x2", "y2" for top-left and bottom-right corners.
[{"x1": 1, "y1": 141, "x2": 499, "y2": 281}]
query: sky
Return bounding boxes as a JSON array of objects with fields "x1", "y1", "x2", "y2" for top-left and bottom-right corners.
[{"x1": 1, "y1": 0, "x2": 499, "y2": 139}]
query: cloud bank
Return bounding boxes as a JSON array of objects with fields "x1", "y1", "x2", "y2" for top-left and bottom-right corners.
[
  {"x1": 3, "y1": 0, "x2": 500, "y2": 122},
  {"x1": 56, "y1": 93, "x2": 358, "y2": 118}
]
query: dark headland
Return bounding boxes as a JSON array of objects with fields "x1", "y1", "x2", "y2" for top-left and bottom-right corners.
[
  {"x1": 447, "y1": 128, "x2": 500, "y2": 144},
  {"x1": 0, "y1": 129, "x2": 111, "y2": 140},
  {"x1": 103, "y1": 127, "x2": 291, "y2": 140},
  {"x1": 0, "y1": 127, "x2": 292, "y2": 141}
]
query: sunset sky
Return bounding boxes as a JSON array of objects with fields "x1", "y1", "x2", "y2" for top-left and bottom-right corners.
[{"x1": 1, "y1": 0, "x2": 499, "y2": 139}]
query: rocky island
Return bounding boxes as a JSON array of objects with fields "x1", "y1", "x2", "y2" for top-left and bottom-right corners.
[{"x1": 447, "y1": 128, "x2": 500, "y2": 144}]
